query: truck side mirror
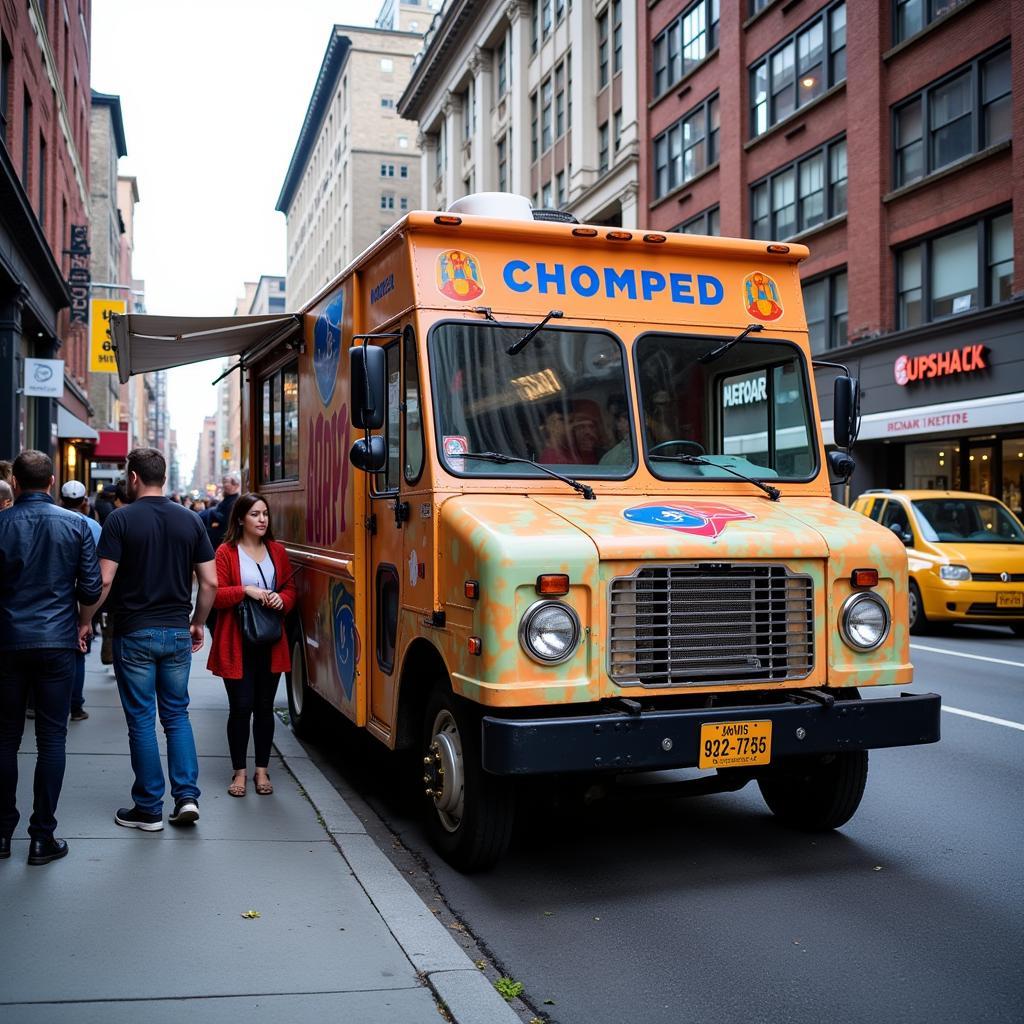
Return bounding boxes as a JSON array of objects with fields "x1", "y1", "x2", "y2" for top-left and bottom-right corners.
[
  {"x1": 833, "y1": 376, "x2": 860, "y2": 449},
  {"x1": 350, "y1": 434, "x2": 387, "y2": 473},
  {"x1": 350, "y1": 344, "x2": 386, "y2": 430}
]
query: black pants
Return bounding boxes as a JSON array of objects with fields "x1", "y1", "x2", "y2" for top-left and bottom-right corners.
[
  {"x1": 224, "y1": 640, "x2": 279, "y2": 770},
  {"x1": 0, "y1": 648, "x2": 75, "y2": 840}
]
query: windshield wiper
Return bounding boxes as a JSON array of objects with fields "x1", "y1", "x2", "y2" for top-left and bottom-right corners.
[
  {"x1": 648, "y1": 453, "x2": 781, "y2": 501},
  {"x1": 461, "y1": 451, "x2": 595, "y2": 500},
  {"x1": 699, "y1": 323, "x2": 764, "y2": 364},
  {"x1": 506, "y1": 310, "x2": 564, "y2": 355}
]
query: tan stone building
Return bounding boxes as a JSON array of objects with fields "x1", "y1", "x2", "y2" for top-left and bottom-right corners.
[
  {"x1": 399, "y1": 0, "x2": 639, "y2": 227},
  {"x1": 277, "y1": 21, "x2": 424, "y2": 307}
]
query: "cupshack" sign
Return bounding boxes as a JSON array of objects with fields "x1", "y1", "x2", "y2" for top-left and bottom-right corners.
[{"x1": 893, "y1": 344, "x2": 987, "y2": 386}]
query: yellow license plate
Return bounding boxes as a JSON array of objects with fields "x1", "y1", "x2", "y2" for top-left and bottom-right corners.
[
  {"x1": 996, "y1": 592, "x2": 1023, "y2": 609},
  {"x1": 698, "y1": 721, "x2": 772, "y2": 770}
]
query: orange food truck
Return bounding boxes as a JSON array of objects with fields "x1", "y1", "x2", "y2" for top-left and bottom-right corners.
[{"x1": 112, "y1": 193, "x2": 939, "y2": 870}]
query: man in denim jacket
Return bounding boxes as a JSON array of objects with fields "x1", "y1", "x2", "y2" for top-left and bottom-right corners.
[{"x1": 0, "y1": 450, "x2": 102, "y2": 865}]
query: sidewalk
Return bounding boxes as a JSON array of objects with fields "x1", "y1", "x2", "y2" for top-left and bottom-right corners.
[{"x1": 0, "y1": 644, "x2": 520, "y2": 1024}]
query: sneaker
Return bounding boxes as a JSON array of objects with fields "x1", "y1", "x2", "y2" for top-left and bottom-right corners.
[
  {"x1": 168, "y1": 799, "x2": 199, "y2": 826},
  {"x1": 115, "y1": 806, "x2": 164, "y2": 831},
  {"x1": 70, "y1": 708, "x2": 89, "y2": 721},
  {"x1": 25, "y1": 706, "x2": 35, "y2": 720}
]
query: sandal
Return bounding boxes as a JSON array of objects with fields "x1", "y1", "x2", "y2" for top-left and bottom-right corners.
[
  {"x1": 253, "y1": 772, "x2": 273, "y2": 796},
  {"x1": 228, "y1": 771, "x2": 246, "y2": 798}
]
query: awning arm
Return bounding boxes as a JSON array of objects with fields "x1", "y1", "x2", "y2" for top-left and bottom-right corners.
[{"x1": 210, "y1": 317, "x2": 303, "y2": 385}]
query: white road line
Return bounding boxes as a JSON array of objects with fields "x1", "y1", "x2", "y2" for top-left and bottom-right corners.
[
  {"x1": 941, "y1": 706, "x2": 1024, "y2": 732},
  {"x1": 911, "y1": 643, "x2": 1024, "y2": 669}
]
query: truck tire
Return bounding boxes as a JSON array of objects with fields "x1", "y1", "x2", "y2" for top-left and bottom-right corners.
[
  {"x1": 908, "y1": 580, "x2": 930, "y2": 635},
  {"x1": 286, "y1": 636, "x2": 320, "y2": 740},
  {"x1": 758, "y1": 750, "x2": 868, "y2": 831},
  {"x1": 420, "y1": 687, "x2": 515, "y2": 871}
]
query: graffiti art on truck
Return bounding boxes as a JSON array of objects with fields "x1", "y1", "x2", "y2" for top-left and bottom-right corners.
[
  {"x1": 313, "y1": 291, "x2": 344, "y2": 405},
  {"x1": 331, "y1": 581, "x2": 358, "y2": 702},
  {"x1": 624, "y1": 502, "x2": 756, "y2": 538},
  {"x1": 306, "y1": 407, "x2": 351, "y2": 546}
]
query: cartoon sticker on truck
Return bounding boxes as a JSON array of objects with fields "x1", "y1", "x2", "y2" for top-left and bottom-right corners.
[{"x1": 111, "y1": 192, "x2": 940, "y2": 871}]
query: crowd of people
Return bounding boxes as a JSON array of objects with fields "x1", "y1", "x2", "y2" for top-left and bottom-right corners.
[{"x1": 0, "y1": 449, "x2": 295, "y2": 865}]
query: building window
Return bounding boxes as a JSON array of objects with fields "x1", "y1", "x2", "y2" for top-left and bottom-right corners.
[
  {"x1": 676, "y1": 205, "x2": 720, "y2": 235},
  {"x1": 38, "y1": 134, "x2": 46, "y2": 226},
  {"x1": 897, "y1": 210, "x2": 1012, "y2": 329},
  {"x1": 556, "y1": 0, "x2": 566, "y2": 22},
  {"x1": 380, "y1": 57, "x2": 394, "y2": 73},
  {"x1": 434, "y1": 130, "x2": 445, "y2": 181},
  {"x1": 398, "y1": 135, "x2": 409, "y2": 149},
  {"x1": 893, "y1": 46, "x2": 1010, "y2": 189},
  {"x1": 542, "y1": 0, "x2": 553, "y2": 38},
  {"x1": 613, "y1": 108, "x2": 622, "y2": 152},
  {"x1": 750, "y1": 2, "x2": 845, "y2": 137},
  {"x1": 260, "y1": 362, "x2": 299, "y2": 483},
  {"x1": 895, "y1": 0, "x2": 969, "y2": 44},
  {"x1": 612, "y1": 0, "x2": 623, "y2": 75},
  {"x1": 0, "y1": 38, "x2": 12, "y2": 145},
  {"x1": 400, "y1": 196, "x2": 409, "y2": 211},
  {"x1": 22, "y1": 88, "x2": 31, "y2": 181},
  {"x1": 541, "y1": 76, "x2": 553, "y2": 151},
  {"x1": 381, "y1": 163, "x2": 395, "y2": 177},
  {"x1": 652, "y1": 93, "x2": 719, "y2": 200},
  {"x1": 542, "y1": 180, "x2": 553, "y2": 207},
  {"x1": 555, "y1": 63, "x2": 565, "y2": 138},
  {"x1": 598, "y1": 10, "x2": 609, "y2": 89},
  {"x1": 653, "y1": 0, "x2": 720, "y2": 98},
  {"x1": 381, "y1": 97, "x2": 395, "y2": 109},
  {"x1": 497, "y1": 135, "x2": 508, "y2": 192},
  {"x1": 530, "y1": 91, "x2": 539, "y2": 161},
  {"x1": 803, "y1": 269, "x2": 848, "y2": 354},
  {"x1": 598, "y1": 121, "x2": 609, "y2": 174},
  {"x1": 399, "y1": 164, "x2": 408, "y2": 178},
  {"x1": 556, "y1": 171, "x2": 565, "y2": 206},
  {"x1": 750, "y1": 136, "x2": 846, "y2": 239},
  {"x1": 749, "y1": 0, "x2": 772, "y2": 13},
  {"x1": 381, "y1": 192, "x2": 395, "y2": 210}
]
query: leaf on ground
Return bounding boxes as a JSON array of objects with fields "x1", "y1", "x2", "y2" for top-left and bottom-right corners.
[
  {"x1": 494, "y1": 977, "x2": 524, "y2": 1001},
  {"x1": 543, "y1": 911, "x2": 554, "y2": 916},
  {"x1": 544, "y1": 998, "x2": 556, "y2": 1005},
  {"x1": 474, "y1": 960, "x2": 487, "y2": 970},
  {"x1": 240, "y1": 909, "x2": 261, "y2": 919},
  {"x1": 873, "y1": 865, "x2": 883, "y2": 871}
]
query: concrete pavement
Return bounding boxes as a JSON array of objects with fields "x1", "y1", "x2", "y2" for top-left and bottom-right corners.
[{"x1": 0, "y1": 643, "x2": 521, "y2": 1024}]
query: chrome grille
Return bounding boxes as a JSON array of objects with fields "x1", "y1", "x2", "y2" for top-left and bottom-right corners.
[
  {"x1": 609, "y1": 563, "x2": 814, "y2": 687},
  {"x1": 972, "y1": 572, "x2": 1024, "y2": 582}
]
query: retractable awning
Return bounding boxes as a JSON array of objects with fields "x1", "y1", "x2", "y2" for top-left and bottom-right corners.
[
  {"x1": 109, "y1": 313, "x2": 301, "y2": 384},
  {"x1": 57, "y1": 406, "x2": 99, "y2": 442}
]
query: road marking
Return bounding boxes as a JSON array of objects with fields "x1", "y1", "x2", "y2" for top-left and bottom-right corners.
[
  {"x1": 911, "y1": 643, "x2": 1024, "y2": 669},
  {"x1": 942, "y1": 706, "x2": 1024, "y2": 732}
]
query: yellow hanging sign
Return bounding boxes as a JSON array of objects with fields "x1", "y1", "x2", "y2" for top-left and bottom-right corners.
[{"x1": 89, "y1": 298, "x2": 126, "y2": 373}]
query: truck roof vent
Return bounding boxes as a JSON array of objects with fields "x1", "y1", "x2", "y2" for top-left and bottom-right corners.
[
  {"x1": 446, "y1": 192, "x2": 534, "y2": 221},
  {"x1": 532, "y1": 208, "x2": 580, "y2": 224}
]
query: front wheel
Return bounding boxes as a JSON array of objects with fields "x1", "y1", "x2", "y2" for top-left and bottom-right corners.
[
  {"x1": 420, "y1": 687, "x2": 515, "y2": 871},
  {"x1": 908, "y1": 580, "x2": 931, "y2": 635},
  {"x1": 758, "y1": 750, "x2": 868, "y2": 831}
]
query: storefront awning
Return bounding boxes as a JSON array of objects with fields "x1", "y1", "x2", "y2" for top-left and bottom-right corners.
[
  {"x1": 109, "y1": 313, "x2": 301, "y2": 384},
  {"x1": 93, "y1": 429, "x2": 129, "y2": 461},
  {"x1": 57, "y1": 406, "x2": 99, "y2": 442}
]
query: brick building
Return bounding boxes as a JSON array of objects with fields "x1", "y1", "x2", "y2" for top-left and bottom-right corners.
[
  {"x1": 638, "y1": 0, "x2": 1023, "y2": 513},
  {"x1": 0, "y1": 0, "x2": 92, "y2": 470}
]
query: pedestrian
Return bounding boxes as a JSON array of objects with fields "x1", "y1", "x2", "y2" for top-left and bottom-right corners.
[
  {"x1": 0, "y1": 479, "x2": 13, "y2": 511},
  {"x1": 203, "y1": 472, "x2": 241, "y2": 550},
  {"x1": 0, "y1": 450, "x2": 102, "y2": 865},
  {"x1": 61, "y1": 480, "x2": 102, "y2": 721},
  {"x1": 0, "y1": 459, "x2": 12, "y2": 484},
  {"x1": 94, "y1": 485, "x2": 115, "y2": 524},
  {"x1": 96, "y1": 447, "x2": 216, "y2": 831},
  {"x1": 208, "y1": 493, "x2": 296, "y2": 798}
]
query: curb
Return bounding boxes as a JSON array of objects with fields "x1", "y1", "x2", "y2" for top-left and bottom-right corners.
[{"x1": 273, "y1": 725, "x2": 522, "y2": 1024}]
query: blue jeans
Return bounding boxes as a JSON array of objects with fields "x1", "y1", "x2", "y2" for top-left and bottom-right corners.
[
  {"x1": 113, "y1": 628, "x2": 200, "y2": 814},
  {"x1": 0, "y1": 649, "x2": 76, "y2": 840},
  {"x1": 72, "y1": 636, "x2": 91, "y2": 713}
]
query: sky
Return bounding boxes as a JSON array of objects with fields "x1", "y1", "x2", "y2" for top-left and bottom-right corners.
[{"x1": 90, "y1": 0, "x2": 378, "y2": 484}]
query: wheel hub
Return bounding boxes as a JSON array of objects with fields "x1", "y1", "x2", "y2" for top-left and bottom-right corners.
[{"x1": 424, "y1": 710, "x2": 464, "y2": 832}]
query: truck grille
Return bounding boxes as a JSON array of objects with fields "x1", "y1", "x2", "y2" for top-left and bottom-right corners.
[{"x1": 609, "y1": 564, "x2": 814, "y2": 687}]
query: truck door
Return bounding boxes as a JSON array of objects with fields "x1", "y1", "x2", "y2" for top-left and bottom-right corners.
[{"x1": 367, "y1": 338, "x2": 405, "y2": 732}]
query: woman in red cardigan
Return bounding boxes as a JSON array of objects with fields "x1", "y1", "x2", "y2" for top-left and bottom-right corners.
[{"x1": 208, "y1": 493, "x2": 297, "y2": 797}]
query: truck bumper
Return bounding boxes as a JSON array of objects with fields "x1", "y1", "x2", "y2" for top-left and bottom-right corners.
[{"x1": 481, "y1": 691, "x2": 941, "y2": 776}]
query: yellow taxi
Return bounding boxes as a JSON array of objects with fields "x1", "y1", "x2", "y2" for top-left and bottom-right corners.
[{"x1": 852, "y1": 490, "x2": 1024, "y2": 635}]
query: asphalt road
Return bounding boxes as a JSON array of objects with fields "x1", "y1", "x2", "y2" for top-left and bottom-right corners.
[{"x1": 300, "y1": 625, "x2": 1024, "y2": 1024}]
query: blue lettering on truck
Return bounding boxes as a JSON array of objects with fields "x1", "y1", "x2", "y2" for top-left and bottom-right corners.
[{"x1": 502, "y1": 260, "x2": 723, "y2": 305}]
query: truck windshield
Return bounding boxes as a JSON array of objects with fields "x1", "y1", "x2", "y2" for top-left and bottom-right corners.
[
  {"x1": 635, "y1": 333, "x2": 817, "y2": 481},
  {"x1": 431, "y1": 322, "x2": 634, "y2": 477}
]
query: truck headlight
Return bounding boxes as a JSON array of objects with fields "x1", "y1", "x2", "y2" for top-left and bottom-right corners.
[
  {"x1": 839, "y1": 592, "x2": 890, "y2": 651},
  {"x1": 519, "y1": 600, "x2": 580, "y2": 665},
  {"x1": 939, "y1": 564, "x2": 971, "y2": 581}
]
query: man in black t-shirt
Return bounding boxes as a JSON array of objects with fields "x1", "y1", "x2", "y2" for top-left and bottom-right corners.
[{"x1": 96, "y1": 448, "x2": 216, "y2": 832}]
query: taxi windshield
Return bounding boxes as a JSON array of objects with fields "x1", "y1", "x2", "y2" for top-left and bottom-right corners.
[
  {"x1": 635, "y1": 333, "x2": 817, "y2": 481},
  {"x1": 912, "y1": 498, "x2": 1024, "y2": 544},
  {"x1": 431, "y1": 322, "x2": 634, "y2": 477}
]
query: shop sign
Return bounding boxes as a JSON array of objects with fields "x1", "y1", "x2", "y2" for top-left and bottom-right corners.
[
  {"x1": 24, "y1": 358, "x2": 65, "y2": 398},
  {"x1": 66, "y1": 225, "x2": 90, "y2": 325},
  {"x1": 89, "y1": 299, "x2": 125, "y2": 373},
  {"x1": 894, "y1": 344, "x2": 987, "y2": 386}
]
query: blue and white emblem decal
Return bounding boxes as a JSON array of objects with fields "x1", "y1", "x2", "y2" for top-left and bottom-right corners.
[{"x1": 313, "y1": 291, "x2": 344, "y2": 406}]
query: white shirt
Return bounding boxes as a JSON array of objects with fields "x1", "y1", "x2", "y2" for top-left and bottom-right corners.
[{"x1": 238, "y1": 547, "x2": 276, "y2": 591}]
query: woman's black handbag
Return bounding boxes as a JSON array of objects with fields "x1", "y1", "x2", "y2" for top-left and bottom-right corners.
[{"x1": 238, "y1": 563, "x2": 283, "y2": 645}]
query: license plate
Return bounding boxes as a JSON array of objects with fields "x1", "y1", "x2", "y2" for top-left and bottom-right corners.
[
  {"x1": 698, "y1": 720, "x2": 772, "y2": 770},
  {"x1": 996, "y1": 592, "x2": 1023, "y2": 609}
]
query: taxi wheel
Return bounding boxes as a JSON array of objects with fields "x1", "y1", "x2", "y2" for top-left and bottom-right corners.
[
  {"x1": 758, "y1": 750, "x2": 868, "y2": 831},
  {"x1": 286, "y1": 636, "x2": 320, "y2": 740},
  {"x1": 908, "y1": 580, "x2": 931, "y2": 635},
  {"x1": 1012, "y1": 624, "x2": 1024, "y2": 638},
  {"x1": 419, "y1": 687, "x2": 515, "y2": 872}
]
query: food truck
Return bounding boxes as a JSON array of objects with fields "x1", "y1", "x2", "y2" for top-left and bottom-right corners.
[{"x1": 112, "y1": 193, "x2": 940, "y2": 870}]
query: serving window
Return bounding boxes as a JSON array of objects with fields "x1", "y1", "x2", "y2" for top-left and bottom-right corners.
[{"x1": 260, "y1": 360, "x2": 299, "y2": 483}]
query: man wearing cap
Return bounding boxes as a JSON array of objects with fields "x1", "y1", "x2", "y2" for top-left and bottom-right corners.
[
  {"x1": 61, "y1": 481, "x2": 102, "y2": 721},
  {"x1": 0, "y1": 451, "x2": 102, "y2": 865}
]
